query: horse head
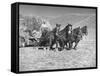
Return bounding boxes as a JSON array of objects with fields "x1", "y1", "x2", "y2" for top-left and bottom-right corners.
[
  {"x1": 65, "y1": 24, "x2": 72, "y2": 34},
  {"x1": 73, "y1": 26, "x2": 83, "y2": 40},
  {"x1": 81, "y1": 26, "x2": 88, "y2": 36}
]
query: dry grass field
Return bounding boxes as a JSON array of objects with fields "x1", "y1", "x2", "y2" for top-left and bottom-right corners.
[{"x1": 19, "y1": 39, "x2": 96, "y2": 71}]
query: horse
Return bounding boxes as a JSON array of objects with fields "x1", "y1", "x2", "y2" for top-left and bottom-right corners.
[
  {"x1": 46, "y1": 24, "x2": 63, "y2": 50},
  {"x1": 38, "y1": 24, "x2": 73, "y2": 51},
  {"x1": 70, "y1": 27, "x2": 82, "y2": 49},
  {"x1": 38, "y1": 24, "x2": 63, "y2": 51},
  {"x1": 69, "y1": 26, "x2": 88, "y2": 49},
  {"x1": 58, "y1": 24, "x2": 73, "y2": 50},
  {"x1": 81, "y1": 26, "x2": 88, "y2": 36},
  {"x1": 38, "y1": 30, "x2": 50, "y2": 47}
]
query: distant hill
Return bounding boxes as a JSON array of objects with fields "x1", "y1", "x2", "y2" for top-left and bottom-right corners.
[
  {"x1": 48, "y1": 14, "x2": 96, "y2": 29},
  {"x1": 48, "y1": 14, "x2": 96, "y2": 41},
  {"x1": 74, "y1": 15, "x2": 96, "y2": 29}
]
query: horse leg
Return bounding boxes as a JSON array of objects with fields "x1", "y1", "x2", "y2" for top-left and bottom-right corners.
[
  {"x1": 73, "y1": 41, "x2": 79, "y2": 50},
  {"x1": 49, "y1": 39, "x2": 55, "y2": 50},
  {"x1": 66, "y1": 42, "x2": 70, "y2": 49},
  {"x1": 55, "y1": 40, "x2": 58, "y2": 51},
  {"x1": 50, "y1": 41, "x2": 55, "y2": 50},
  {"x1": 69, "y1": 42, "x2": 71, "y2": 50},
  {"x1": 56, "y1": 40, "x2": 58, "y2": 48},
  {"x1": 49, "y1": 38, "x2": 52, "y2": 50},
  {"x1": 69, "y1": 42, "x2": 73, "y2": 49},
  {"x1": 61, "y1": 40, "x2": 64, "y2": 50},
  {"x1": 58, "y1": 39, "x2": 64, "y2": 51}
]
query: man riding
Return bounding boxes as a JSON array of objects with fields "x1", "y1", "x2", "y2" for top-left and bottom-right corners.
[{"x1": 55, "y1": 24, "x2": 61, "y2": 49}]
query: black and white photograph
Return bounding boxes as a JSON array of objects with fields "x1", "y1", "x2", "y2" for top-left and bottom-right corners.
[{"x1": 17, "y1": 3, "x2": 97, "y2": 72}]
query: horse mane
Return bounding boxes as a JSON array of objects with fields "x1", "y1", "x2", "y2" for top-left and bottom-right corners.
[
  {"x1": 59, "y1": 25, "x2": 69, "y2": 34},
  {"x1": 72, "y1": 27, "x2": 80, "y2": 34},
  {"x1": 81, "y1": 26, "x2": 87, "y2": 31},
  {"x1": 81, "y1": 26, "x2": 88, "y2": 35}
]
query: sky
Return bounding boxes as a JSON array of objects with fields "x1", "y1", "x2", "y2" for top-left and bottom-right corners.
[{"x1": 20, "y1": 5, "x2": 96, "y2": 17}]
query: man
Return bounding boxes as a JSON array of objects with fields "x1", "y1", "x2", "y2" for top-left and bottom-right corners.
[
  {"x1": 55, "y1": 24, "x2": 61, "y2": 49},
  {"x1": 55, "y1": 24, "x2": 61, "y2": 37}
]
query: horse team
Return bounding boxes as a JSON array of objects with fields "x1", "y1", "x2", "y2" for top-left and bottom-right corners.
[{"x1": 20, "y1": 23, "x2": 88, "y2": 51}]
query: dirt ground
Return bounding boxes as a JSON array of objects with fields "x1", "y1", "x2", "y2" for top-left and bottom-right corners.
[{"x1": 19, "y1": 40, "x2": 96, "y2": 71}]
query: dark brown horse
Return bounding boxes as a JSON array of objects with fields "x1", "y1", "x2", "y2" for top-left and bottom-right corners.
[
  {"x1": 58, "y1": 24, "x2": 73, "y2": 50},
  {"x1": 38, "y1": 28, "x2": 50, "y2": 47},
  {"x1": 39, "y1": 24, "x2": 74, "y2": 51},
  {"x1": 38, "y1": 24, "x2": 62, "y2": 50},
  {"x1": 81, "y1": 26, "x2": 88, "y2": 36},
  {"x1": 48, "y1": 24, "x2": 63, "y2": 50},
  {"x1": 70, "y1": 27, "x2": 82, "y2": 49},
  {"x1": 69, "y1": 26, "x2": 88, "y2": 49}
]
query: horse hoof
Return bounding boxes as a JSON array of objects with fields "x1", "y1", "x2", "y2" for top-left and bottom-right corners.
[
  {"x1": 58, "y1": 48, "x2": 63, "y2": 51},
  {"x1": 66, "y1": 48, "x2": 71, "y2": 50},
  {"x1": 50, "y1": 48, "x2": 55, "y2": 51},
  {"x1": 73, "y1": 48, "x2": 77, "y2": 50}
]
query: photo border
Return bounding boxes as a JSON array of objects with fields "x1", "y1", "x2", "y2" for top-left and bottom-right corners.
[{"x1": 11, "y1": 2, "x2": 98, "y2": 73}]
